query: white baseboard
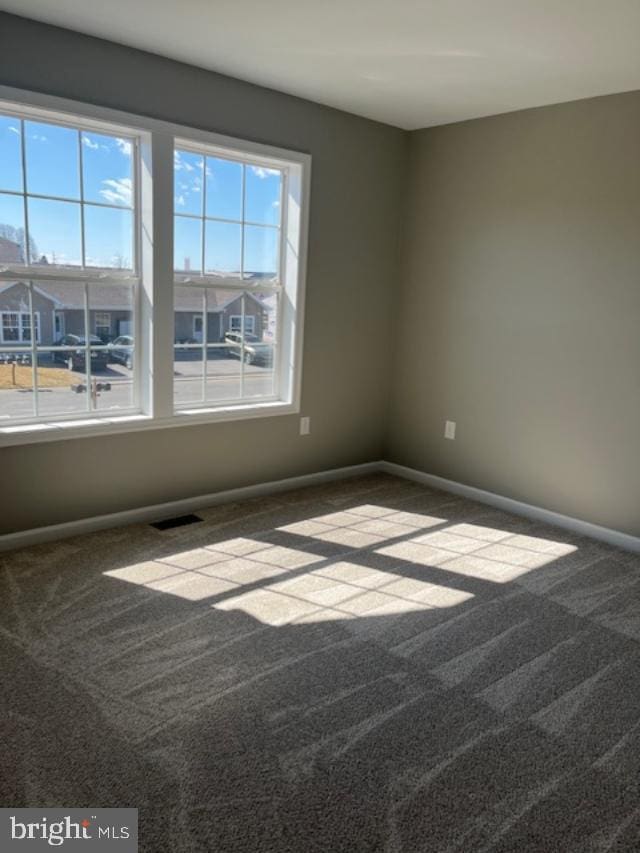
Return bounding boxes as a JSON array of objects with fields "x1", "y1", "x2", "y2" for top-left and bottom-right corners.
[
  {"x1": 0, "y1": 461, "x2": 381, "y2": 552},
  {"x1": 380, "y1": 461, "x2": 640, "y2": 554},
  {"x1": 3, "y1": 458, "x2": 639, "y2": 555}
]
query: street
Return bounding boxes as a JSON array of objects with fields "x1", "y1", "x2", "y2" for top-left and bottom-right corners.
[{"x1": 0, "y1": 351, "x2": 275, "y2": 420}]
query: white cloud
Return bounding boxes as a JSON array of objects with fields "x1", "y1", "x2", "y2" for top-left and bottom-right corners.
[
  {"x1": 8, "y1": 126, "x2": 19, "y2": 135},
  {"x1": 31, "y1": 134, "x2": 47, "y2": 142},
  {"x1": 82, "y1": 136, "x2": 99, "y2": 150},
  {"x1": 115, "y1": 137, "x2": 132, "y2": 156},
  {"x1": 251, "y1": 166, "x2": 279, "y2": 179},
  {"x1": 176, "y1": 194, "x2": 186, "y2": 207},
  {"x1": 174, "y1": 151, "x2": 195, "y2": 172},
  {"x1": 99, "y1": 177, "x2": 132, "y2": 206}
]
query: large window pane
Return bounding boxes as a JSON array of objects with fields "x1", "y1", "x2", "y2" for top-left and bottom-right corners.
[
  {"x1": 84, "y1": 205, "x2": 133, "y2": 269},
  {"x1": 205, "y1": 220, "x2": 241, "y2": 276},
  {"x1": 174, "y1": 150, "x2": 203, "y2": 216},
  {"x1": 243, "y1": 225, "x2": 279, "y2": 279},
  {"x1": 206, "y1": 156, "x2": 242, "y2": 221},
  {"x1": 28, "y1": 198, "x2": 82, "y2": 266},
  {"x1": 172, "y1": 288, "x2": 278, "y2": 407},
  {"x1": 82, "y1": 132, "x2": 133, "y2": 208},
  {"x1": 0, "y1": 193, "x2": 26, "y2": 263},
  {"x1": 25, "y1": 121, "x2": 79, "y2": 200},
  {"x1": 175, "y1": 216, "x2": 202, "y2": 274},
  {"x1": 245, "y1": 165, "x2": 281, "y2": 226},
  {"x1": 0, "y1": 115, "x2": 22, "y2": 193}
]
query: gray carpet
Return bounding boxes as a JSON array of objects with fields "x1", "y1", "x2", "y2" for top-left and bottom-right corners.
[{"x1": 2, "y1": 472, "x2": 640, "y2": 852}]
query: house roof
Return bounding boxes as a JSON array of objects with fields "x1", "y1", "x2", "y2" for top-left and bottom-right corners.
[{"x1": 0, "y1": 280, "x2": 268, "y2": 312}]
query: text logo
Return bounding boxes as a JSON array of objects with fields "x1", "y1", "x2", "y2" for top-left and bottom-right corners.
[{"x1": 1, "y1": 809, "x2": 137, "y2": 851}]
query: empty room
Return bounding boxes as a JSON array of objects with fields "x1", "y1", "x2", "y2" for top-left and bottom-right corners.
[{"x1": 1, "y1": 2, "x2": 639, "y2": 850}]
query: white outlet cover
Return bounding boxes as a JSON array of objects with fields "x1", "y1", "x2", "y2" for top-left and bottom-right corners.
[
  {"x1": 300, "y1": 416, "x2": 311, "y2": 435},
  {"x1": 444, "y1": 420, "x2": 456, "y2": 440}
]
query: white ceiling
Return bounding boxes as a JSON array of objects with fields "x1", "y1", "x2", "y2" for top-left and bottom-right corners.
[{"x1": 4, "y1": 0, "x2": 640, "y2": 129}]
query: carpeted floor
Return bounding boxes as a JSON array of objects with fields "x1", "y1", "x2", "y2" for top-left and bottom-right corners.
[{"x1": 2, "y1": 473, "x2": 640, "y2": 852}]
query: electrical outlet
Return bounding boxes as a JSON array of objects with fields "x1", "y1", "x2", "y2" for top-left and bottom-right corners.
[
  {"x1": 300, "y1": 416, "x2": 311, "y2": 436},
  {"x1": 444, "y1": 420, "x2": 456, "y2": 440}
]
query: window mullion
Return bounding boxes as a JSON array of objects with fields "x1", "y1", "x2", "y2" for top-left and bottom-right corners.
[
  {"x1": 27, "y1": 284, "x2": 38, "y2": 418},
  {"x1": 240, "y1": 293, "x2": 245, "y2": 398},
  {"x1": 19, "y1": 118, "x2": 31, "y2": 264},
  {"x1": 78, "y1": 130, "x2": 87, "y2": 267},
  {"x1": 148, "y1": 131, "x2": 174, "y2": 419},
  {"x1": 83, "y1": 282, "x2": 92, "y2": 413},
  {"x1": 201, "y1": 290, "x2": 207, "y2": 404},
  {"x1": 200, "y1": 156, "x2": 207, "y2": 276}
]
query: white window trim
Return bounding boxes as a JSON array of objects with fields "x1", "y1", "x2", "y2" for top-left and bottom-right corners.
[
  {"x1": 1, "y1": 310, "x2": 40, "y2": 343},
  {"x1": 0, "y1": 84, "x2": 310, "y2": 447}
]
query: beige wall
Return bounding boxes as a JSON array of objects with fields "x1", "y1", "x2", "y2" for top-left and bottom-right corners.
[
  {"x1": 0, "y1": 13, "x2": 406, "y2": 533},
  {"x1": 389, "y1": 91, "x2": 640, "y2": 537}
]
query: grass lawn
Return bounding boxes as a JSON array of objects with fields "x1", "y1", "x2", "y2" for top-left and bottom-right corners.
[{"x1": 0, "y1": 363, "x2": 73, "y2": 390}]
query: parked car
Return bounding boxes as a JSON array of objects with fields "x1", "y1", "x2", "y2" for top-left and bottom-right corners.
[
  {"x1": 224, "y1": 332, "x2": 273, "y2": 366},
  {"x1": 109, "y1": 335, "x2": 134, "y2": 369},
  {"x1": 51, "y1": 334, "x2": 110, "y2": 372}
]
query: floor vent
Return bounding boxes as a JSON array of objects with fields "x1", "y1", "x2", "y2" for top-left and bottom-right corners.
[{"x1": 151, "y1": 514, "x2": 203, "y2": 531}]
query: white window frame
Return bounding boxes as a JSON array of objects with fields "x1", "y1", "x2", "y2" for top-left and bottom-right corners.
[
  {"x1": 229, "y1": 314, "x2": 255, "y2": 335},
  {"x1": 172, "y1": 137, "x2": 303, "y2": 414},
  {"x1": 1, "y1": 310, "x2": 40, "y2": 343},
  {"x1": 0, "y1": 85, "x2": 310, "y2": 447},
  {"x1": 1, "y1": 312, "x2": 20, "y2": 343}
]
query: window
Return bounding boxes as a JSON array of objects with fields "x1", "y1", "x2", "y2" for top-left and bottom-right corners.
[
  {"x1": 0, "y1": 117, "x2": 135, "y2": 270},
  {"x1": 173, "y1": 142, "x2": 300, "y2": 411},
  {"x1": 0, "y1": 100, "x2": 140, "y2": 425},
  {"x1": 54, "y1": 311, "x2": 64, "y2": 338},
  {"x1": 1, "y1": 312, "x2": 18, "y2": 342},
  {"x1": 229, "y1": 315, "x2": 255, "y2": 335},
  {"x1": 0, "y1": 86, "x2": 309, "y2": 442},
  {"x1": 95, "y1": 312, "x2": 111, "y2": 340},
  {"x1": 0, "y1": 311, "x2": 39, "y2": 343}
]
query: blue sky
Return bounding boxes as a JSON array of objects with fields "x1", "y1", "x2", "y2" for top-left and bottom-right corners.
[
  {"x1": 0, "y1": 115, "x2": 133, "y2": 267},
  {"x1": 174, "y1": 150, "x2": 281, "y2": 275},
  {"x1": 0, "y1": 116, "x2": 281, "y2": 275}
]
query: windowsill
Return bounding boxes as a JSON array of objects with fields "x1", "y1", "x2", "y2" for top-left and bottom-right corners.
[{"x1": 0, "y1": 400, "x2": 299, "y2": 447}]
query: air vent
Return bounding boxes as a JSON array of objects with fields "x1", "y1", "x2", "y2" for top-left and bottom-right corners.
[{"x1": 151, "y1": 514, "x2": 203, "y2": 531}]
